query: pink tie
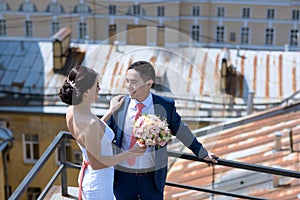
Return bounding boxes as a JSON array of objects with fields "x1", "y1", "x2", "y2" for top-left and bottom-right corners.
[{"x1": 128, "y1": 103, "x2": 145, "y2": 166}]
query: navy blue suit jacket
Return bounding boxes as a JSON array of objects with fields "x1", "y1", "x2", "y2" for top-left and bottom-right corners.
[{"x1": 107, "y1": 93, "x2": 208, "y2": 192}]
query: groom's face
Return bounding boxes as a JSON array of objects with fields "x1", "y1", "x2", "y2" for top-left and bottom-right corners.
[{"x1": 126, "y1": 69, "x2": 151, "y2": 102}]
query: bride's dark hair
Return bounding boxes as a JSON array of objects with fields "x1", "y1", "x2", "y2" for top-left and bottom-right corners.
[{"x1": 59, "y1": 66, "x2": 98, "y2": 105}]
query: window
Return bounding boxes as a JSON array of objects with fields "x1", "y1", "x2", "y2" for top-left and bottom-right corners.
[
  {"x1": 292, "y1": 10, "x2": 300, "y2": 20},
  {"x1": 192, "y1": 6, "x2": 200, "y2": 16},
  {"x1": 241, "y1": 27, "x2": 249, "y2": 44},
  {"x1": 217, "y1": 7, "x2": 225, "y2": 17},
  {"x1": 22, "y1": 134, "x2": 39, "y2": 163},
  {"x1": 109, "y1": 24, "x2": 117, "y2": 44},
  {"x1": 157, "y1": 6, "x2": 165, "y2": 17},
  {"x1": 229, "y1": 32, "x2": 236, "y2": 42},
  {"x1": 216, "y1": 26, "x2": 224, "y2": 43},
  {"x1": 133, "y1": 5, "x2": 140, "y2": 15},
  {"x1": 51, "y1": 21, "x2": 60, "y2": 35},
  {"x1": 242, "y1": 8, "x2": 250, "y2": 18},
  {"x1": 267, "y1": 8, "x2": 275, "y2": 19},
  {"x1": 265, "y1": 28, "x2": 274, "y2": 45},
  {"x1": 27, "y1": 187, "x2": 41, "y2": 200},
  {"x1": 109, "y1": 5, "x2": 116, "y2": 15},
  {"x1": 290, "y1": 29, "x2": 298, "y2": 46},
  {"x1": 157, "y1": 25, "x2": 165, "y2": 46},
  {"x1": 109, "y1": 24, "x2": 116, "y2": 32},
  {"x1": 25, "y1": 20, "x2": 33, "y2": 37},
  {"x1": 56, "y1": 140, "x2": 72, "y2": 164},
  {"x1": 126, "y1": 5, "x2": 146, "y2": 16},
  {"x1": 79, "y1": 22, "x2": 87, "y2": 39},
  {"x1": 73, "y1": 150, "x2": 82, "y2": 165},
  {"x1": 0, "y1": 19, "x2": 6, "y2": 36},
  {"x1": 191, "y1": 25, "x2": 200, "y2": 42}
]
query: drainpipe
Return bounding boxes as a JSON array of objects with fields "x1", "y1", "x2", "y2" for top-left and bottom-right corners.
[
  {"x1": 2, "y1": 139, "x2": 14, "y2": 199},
  {"x1": 275, "y1": 131, "x2": 282, "y2": 151},
  {"x1": 0, "y1": 125, "x2": 14, "y2": 199}
]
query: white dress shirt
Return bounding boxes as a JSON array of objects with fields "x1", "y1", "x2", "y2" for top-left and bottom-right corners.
[{"x1": 119, "y1": 93, "x2": 155, "y2": 169}]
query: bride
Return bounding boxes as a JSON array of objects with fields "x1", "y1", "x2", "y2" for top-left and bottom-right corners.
[{"x1": 59, "y1": 65, "x2": 146, "y2": 200}]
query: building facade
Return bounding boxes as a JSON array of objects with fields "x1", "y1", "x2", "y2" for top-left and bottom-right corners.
[
  {"x1": 0, "y1": 111, "x2": 81, "y2": 199},
  {"x1": 0, "y1": 0, "x2": 300, "y2": 50}
]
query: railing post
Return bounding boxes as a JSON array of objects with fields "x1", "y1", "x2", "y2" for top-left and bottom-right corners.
[{"x1": 59, "y1": 136, "x2": 68, "y2": 196}]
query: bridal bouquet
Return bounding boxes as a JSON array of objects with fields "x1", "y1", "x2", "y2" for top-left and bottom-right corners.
[{"x1": 133, "y1": 114, "x2": 172, "y2": 147}]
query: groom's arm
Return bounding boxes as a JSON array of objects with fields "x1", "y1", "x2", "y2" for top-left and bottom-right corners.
[
  {"x1": 169, "y1": 102, "x2": 208, "y2": 158},
  {"x1": 175, "y1": 121, "x2": 208, "y2": 158}
]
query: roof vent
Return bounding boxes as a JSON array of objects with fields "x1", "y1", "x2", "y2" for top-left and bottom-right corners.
[
  {"x1": 275, "y1": 131, "x2": 282, "y2": 151},
  {"x1": 272, "y1": 165, "x2": 281, "y2": 187},
  {"x1": 272, "y1": 165, "x2": 292, "y2": 188}
]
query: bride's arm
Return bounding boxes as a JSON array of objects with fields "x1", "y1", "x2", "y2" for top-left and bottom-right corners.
[{"x1": 84, "y1": 120, "x2": 145, "y2": 169}]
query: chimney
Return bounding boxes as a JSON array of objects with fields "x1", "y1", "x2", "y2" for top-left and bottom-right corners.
[{"x1": 52, "y1": 27, "x2": 71, "y2": 72}]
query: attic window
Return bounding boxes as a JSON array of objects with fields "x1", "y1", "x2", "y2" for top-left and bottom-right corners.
[
  {"x1": 19, "y1": 2, "x2": 37, "y2": 12},
  {"x1": 45, "y1": 2, "x2": 64, "y2": 13},
  {"x1": 0, "y1": 2, "x2": 10, "y2": 11},
  {"x1": 73, "y1": 3, "x2": 91, "y2": 14}
]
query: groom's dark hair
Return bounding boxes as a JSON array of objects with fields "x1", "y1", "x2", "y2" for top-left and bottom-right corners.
[{"x1": 128, "y1": 61, "x2": 156, "y2": 83}]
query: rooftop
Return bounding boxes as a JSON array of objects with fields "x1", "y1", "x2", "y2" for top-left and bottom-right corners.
[{"x1": 165, "y1": 101, "x2": 300, "y2": 199}]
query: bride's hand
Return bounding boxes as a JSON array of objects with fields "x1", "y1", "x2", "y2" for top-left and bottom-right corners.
[
  {"x1": 109, "y1": 95, "x2": 124, "y2": 113},
  {"x1": 129, "y1": 142, "x2": 146, "y2": 156}
]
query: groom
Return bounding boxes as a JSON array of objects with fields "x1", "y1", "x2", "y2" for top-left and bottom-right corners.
[{"x1": 107, "y1": 61, "x2": 218, "y2": 199}]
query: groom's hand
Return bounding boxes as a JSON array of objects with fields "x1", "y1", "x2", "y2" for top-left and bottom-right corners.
[{"x1": 203, "y1": 153, "x2": 218, "y2": 166}]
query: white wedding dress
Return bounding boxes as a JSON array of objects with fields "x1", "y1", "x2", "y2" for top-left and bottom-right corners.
[{"x1": 78, "y1": 122, "x2": 115, "y2": 200}]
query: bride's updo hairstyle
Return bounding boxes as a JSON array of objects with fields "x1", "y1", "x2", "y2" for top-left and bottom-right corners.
[{"x1": 59, "y1": 65, "x2": 98, "y2": 105}]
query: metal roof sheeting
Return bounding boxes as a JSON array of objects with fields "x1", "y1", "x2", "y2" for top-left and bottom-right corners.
[{"x1": 165, "y1": 103, "x2": 300, "y2": 199}]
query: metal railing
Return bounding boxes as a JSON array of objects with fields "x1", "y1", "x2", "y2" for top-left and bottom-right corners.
[{"x1": 9, "y1": 131, "x2": 300, "y2": 200}]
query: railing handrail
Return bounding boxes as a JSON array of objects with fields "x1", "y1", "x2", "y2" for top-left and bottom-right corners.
[
  {"x1": 167, "y1": 151, "x2": 300, "y2": 178},
  {"x1": 9, "y1": 131, "x2": 300, "y2": 200}
]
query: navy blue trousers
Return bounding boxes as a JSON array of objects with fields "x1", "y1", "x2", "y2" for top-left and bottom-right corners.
[{"x1": 114, "y1": 170, "x2": 163, "y2": 200}]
